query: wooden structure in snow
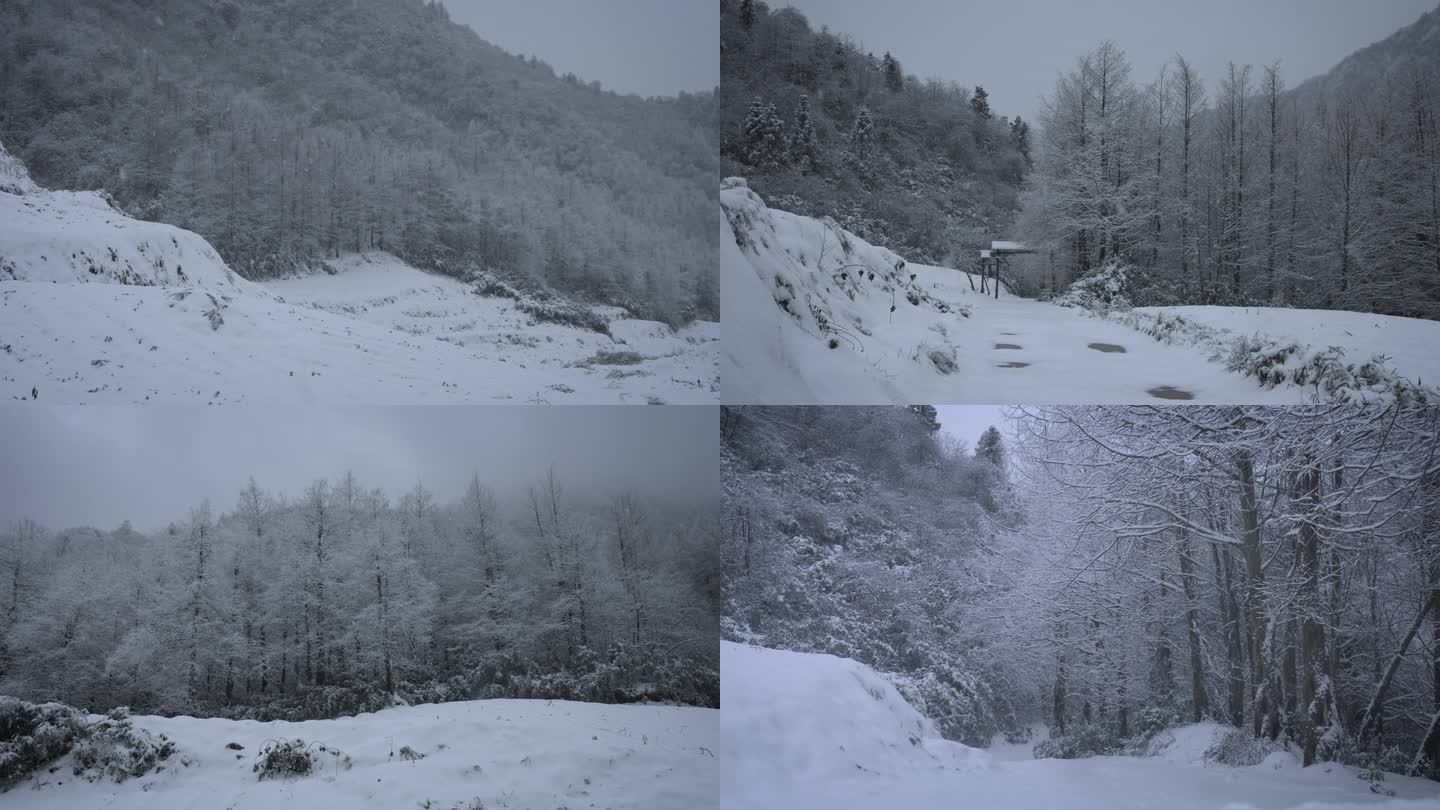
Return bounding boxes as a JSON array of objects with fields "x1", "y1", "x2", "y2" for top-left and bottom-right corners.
[{"x1": 975, "y1": 240, "x2": 1035, "y2": 298}]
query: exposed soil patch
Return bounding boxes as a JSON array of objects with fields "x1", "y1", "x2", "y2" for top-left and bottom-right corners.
[
  {"x1": 994, "y1": 343, "x2": 1023, "y2": 350},
  {"x1": 997, "y1": 362, "x2": 1030, "y2": 369},
  {"x1": 1148, "y1": 385, "x2": 1195, "y2": 400},
  {"x1": 1087, "y1": 342, "x2": 1127, "y2": 353}
]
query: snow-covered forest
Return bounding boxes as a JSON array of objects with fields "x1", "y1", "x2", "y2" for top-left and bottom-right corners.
[
  {"x1": 722, "y1": 405, "x2": 1440, "y2": 798},
  {"x1": 0, "y1": 0, "x2": 717, "y2": 324},
  {"x1": 0, "y1": 469, "x2": 719, "y2": 719},
  {"x1": 1019, "y1": 12, "x2": 1440, "y2": 317},
  {"x1": 719, "y1": 0, "x2": 1031, "y2": 266}
]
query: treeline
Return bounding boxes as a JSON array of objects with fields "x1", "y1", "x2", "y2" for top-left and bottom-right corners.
[
  {"x1": 720, "y1": 405, "x2": 1022, "y2": 747},
  {"x1": 0, "y1": 0, "x2": 718, "y2": 323},
  {"x1": 719, "y1": 0, "x2": 1031, "y2": 266},
  {"x1": 1020, "y1": 38, "x2": 1440, "y2": 318},
  {"x1": 0, "y1": 471, "x2": 719, "y2": 718},
  {"x1": 992, "y1": 406, "x2": 1440, "y2": 777}
]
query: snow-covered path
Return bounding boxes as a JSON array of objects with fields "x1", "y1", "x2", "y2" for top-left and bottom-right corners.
[
  {"x1": 903, "y1": 263, "x2": 1304, "y2": 404},
  {"x1": 721, "y1": 179, "x2": 1440, "y2": 404},
  {"x1": 722, "y1": 642, "x2": 1440, "y2": 810},
  {"x1": 786, "y1": 753, "x2": 1440, "y2": 810},
  {"x1": 8, "y1": 699, "x2": 717, "y2": 809}
]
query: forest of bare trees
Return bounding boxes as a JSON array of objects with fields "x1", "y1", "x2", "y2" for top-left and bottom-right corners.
[
  {"x1": 0, "y1": 470, "x2": 719, "y2": 719},
  {"x1": 1019, "y1": 41, "x2": 1440, "y2": 319},
  {"x1": 724, "y1": 404, "x2": 1440, "y2": 780}
]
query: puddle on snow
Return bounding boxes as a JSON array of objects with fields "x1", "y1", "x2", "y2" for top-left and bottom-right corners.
[
  {"x1": 1148, "y1": 386, "x2": 1195, "y2": 400},
  {"x1": 994, "y1": 343, "x2": 1023, "y2": 350},
  {"x1": 997, "y1": 362, "x2": 1030, "y2": 368},
  {"x1": 1088, "y1": 342, "x2": 1127, "y2": 353}
]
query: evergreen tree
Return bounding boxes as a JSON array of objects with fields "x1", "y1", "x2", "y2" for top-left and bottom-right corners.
[
  {"x1": 971, "y1": 85, "x2": 993, "y2": 121},
  {"x1": 851, "y1": 105, "x2": 875, "y2": 164},
  {"x1": 882, "y1": 52, "x2": 904, "y2": 92},
  {"x1": 975, "y1": 426, "x2": 1005, "y2": 469},
  {"x1": 910, "y1": 405, "x2": 941, "y2": 433},
  {"x1": 739, "y1": 0, "x2": 756, "y2": 30},
  {"x1": 788, "y1": 95, "x2": 818, "y2": 172},
  {"x1": 742, "y1": 97, "x2": 786, "y2": 169},
  {"x1": 1010, "y1": 116, "x2": 1031, "y2": 166}
]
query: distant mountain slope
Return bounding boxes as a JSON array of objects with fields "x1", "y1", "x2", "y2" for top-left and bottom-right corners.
[
  {"x1": 1293, "y1": 4, "x2": 1440, "y2": 100},
  {"x1": 0, "y1": 0, "x2": 716, "y2": 323}
]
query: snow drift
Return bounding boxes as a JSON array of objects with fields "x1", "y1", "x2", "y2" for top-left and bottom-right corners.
[
  {"x1": 720, "y1": 642, "x2": 1440, "y2": 809},
  {"x1": 0, "y1": 141, "x2": 245, "y2": 292},
  {"x1": 720, "y1": 641, "x2": 988, "y2": 807},
  {"x1": 5, "y1": 699, "x2": 716, "y2": 809}
]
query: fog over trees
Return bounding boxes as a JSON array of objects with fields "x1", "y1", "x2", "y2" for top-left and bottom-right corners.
[
  {"x1": 723, "y1": 404, "x2": 1440, "y2": 779},
  {"x1": 0, "y1": 469, "x2": 719, "y2": 719}
]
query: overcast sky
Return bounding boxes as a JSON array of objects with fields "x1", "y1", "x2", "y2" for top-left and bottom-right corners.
[
  {"x1": 445, "y1": 0, "x2": 718, "y2": 97},
  {"x1": 782, "y1": 0, "x2": 1436, "y2": 121},
  {"x1": 935, "y1": 403, "x2": 1009, "y2": 448},
  {"x1": 0, "y1": 407, "x2": 717, "y2": 531}
]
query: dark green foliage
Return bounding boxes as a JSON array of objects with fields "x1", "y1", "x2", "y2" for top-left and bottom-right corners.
[
  {"x1": 971, "y1": 85, "x2": 992, "y2": 120},
  {"x1": 721, "y1": 1, "x2": 1028, "y2": 266},
  {"x1": 0, "y1": 0, "x2": 717, "y2": 323}
]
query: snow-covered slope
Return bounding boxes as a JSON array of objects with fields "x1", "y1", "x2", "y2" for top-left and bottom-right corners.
[
  {"x1": 721, "y1": 178, "x2": 1310, "y2": 404},
  {"x1": 721, "y1": 641, "x2": 1440, "y2": 809},
  {"x1": 0, "y1": 148, "x2": 243, "y2": 292},
  {"x1": 0, "y1": 143, "x2": 717, "y2": 403},
  {"x1": 720, "y1": 641, "x2": 988, "y2": 808},
  {"x1": 6, "y1": 699, "x2": 716, "y2": 809}
]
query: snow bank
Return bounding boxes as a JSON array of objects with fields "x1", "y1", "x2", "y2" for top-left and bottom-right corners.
[
  {"x1": 720, "y1": 641, "x2": 987, "y2": 807},
  {"x1": 721, "y1": 177, "x2": 972, "y2": 403},
  {"x1": 722, "y1": 179, "x2": 1312, "y2": 403},
  {"x1": 6, "y1": 699, "x2": 716, "y2": 809},
  {"x1": 0, "y1": 142, "x2": 247, "y2": 291},
  {"x1": 1127, "y1": 305, "x2": 1440, "y2": 403}
]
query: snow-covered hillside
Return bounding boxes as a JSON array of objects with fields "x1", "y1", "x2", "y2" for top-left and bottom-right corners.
[
  {"x1": 721, "y1": 178, "x2": 1440, "y2": 404},
  {"x1": 0, "y1": 144, "x2": 717, "y2": 404},
  {"x1": 721, "y1": 641, "x2": 1440, "y2": 809},
  {"x1": 6, "y1": 699, "x2": 717, "y2": 810}
]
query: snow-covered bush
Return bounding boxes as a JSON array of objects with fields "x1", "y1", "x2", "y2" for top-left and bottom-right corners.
[
  {"x1": 1033, "y1": 723, "x2": 1122, "y2": 760},
  {"x1": 0, "y1": 697, "x2": 87, "y2": 787},
  {"x1": 1204, "y1": 727, "x2": 1273, "y2": 767},
  {"x1": 890, "y1": 664, "x2": 1016, "y2": 748},
  {"x1": 70, "y1": 709, "x2": 176, "y2": 783},
  {"x1": 516, "y1": 295, "x2": 611, "y2": 336},
  {"x1": 1054, "y1": 262, "x2": 1134, "y2": 314},
  {"x1": 253, "y1": 738, "x2": 349, "y2": 780}
]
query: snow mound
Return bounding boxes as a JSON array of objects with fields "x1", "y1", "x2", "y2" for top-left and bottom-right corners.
[
  {"x1": 0, "y1": 143, "x2": 248, "y2": 291},
  {"x1": 1144, "y1": 722, "x2": 1227, "y2": 765},
  {"x1": 721, "y1": 641, "x2": 987, "y2": 806},
  {"x1": 721, "y1": 178, "x2": 976, "y2": 403},
  {"x1": 0, "y1": 140, "x2": 40, "y2": 195},
  {"x1": 5, "y1": 699, "x2": 716, "y2": 809}
]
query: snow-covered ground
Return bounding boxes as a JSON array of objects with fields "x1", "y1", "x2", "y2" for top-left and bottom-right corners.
[
  {"x1": 721, "y1": 178, "x2": 1440, "y2": 404},
  {"x1": 6, "y1": 699, "x2": 717, "y2": 809},
  {"x1": 1134, "y1": 305, "x2": 1440, "y2": 391},
  {"x1": 0, "y1": 144, "x2": 717, "y2": 404},
  {"x1": 721, "y1": 641, "x2": 1440, "y2": 809}
]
